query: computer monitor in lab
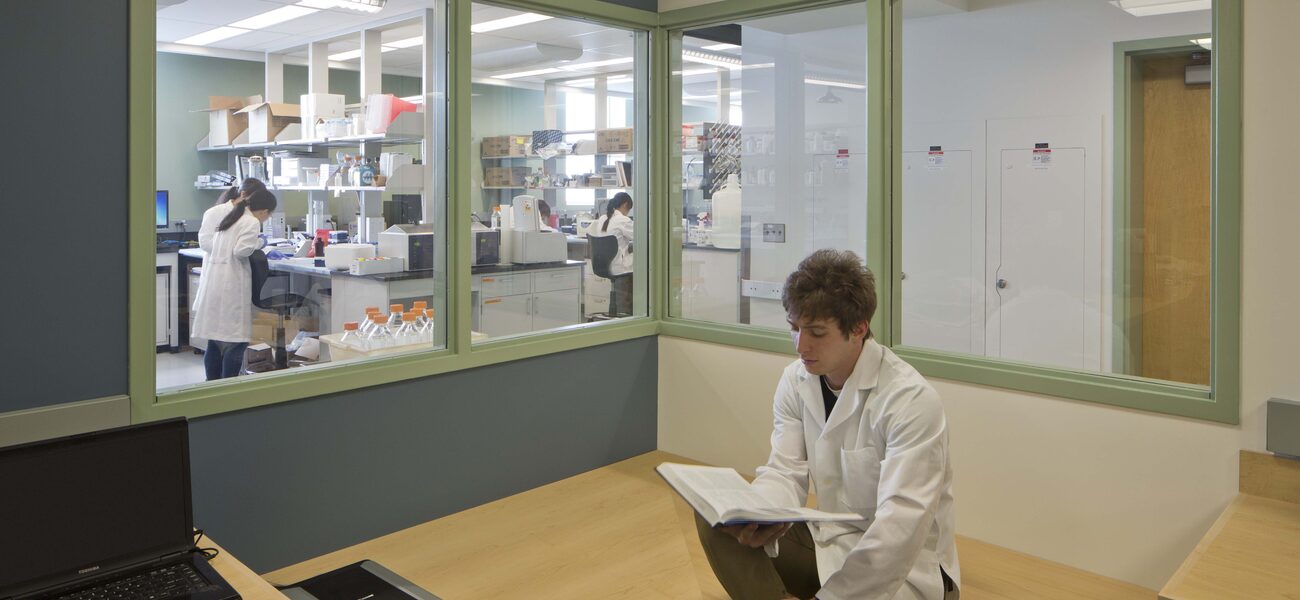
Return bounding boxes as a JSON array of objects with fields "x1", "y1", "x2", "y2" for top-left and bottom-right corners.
[{"x1": 156, "y1": 190, "x2": 169, "y2": 229}]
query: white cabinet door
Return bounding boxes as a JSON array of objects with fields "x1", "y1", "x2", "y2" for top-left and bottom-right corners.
[
  {"x1": 480, "y1": 295, "x2": 532, "y2": 338},
  {"x1": 156, "y1": 271, "x2": 170, "y2": 346},
  {"x1": 532, "y1": 289, "x2": 582, "y2": 330},
  {"x1": 995, "y1": 146, "x2": 1088, "y2": 369}
]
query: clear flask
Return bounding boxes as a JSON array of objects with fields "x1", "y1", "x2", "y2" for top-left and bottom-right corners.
[
  {"x1": 365, "y1": 315, "x2": 393, "y2": 348},
  {"x1": 339, "y1": 322, "x2": 365, "y2": 350},
  {"x1": 386, "y1": 304, "x2": 405, "y2": 329}
]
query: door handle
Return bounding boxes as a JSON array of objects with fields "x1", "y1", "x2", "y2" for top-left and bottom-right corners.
[{"x1": 996, "y1": 278, "x2": 1009, "y2": 289}]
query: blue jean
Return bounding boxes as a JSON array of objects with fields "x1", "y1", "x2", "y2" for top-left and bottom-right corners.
[{"x1": 205, "y1": 340, "x2": 248, "y2": 380}]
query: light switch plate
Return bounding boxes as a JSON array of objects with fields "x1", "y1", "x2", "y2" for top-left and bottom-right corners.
[{"x1": 762, "y1": 223, "x2": 786, "y2": 243}]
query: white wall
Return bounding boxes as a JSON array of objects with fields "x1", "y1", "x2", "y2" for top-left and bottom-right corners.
[{"x1": 659, "y1": 0, "x2": 1300, "y2": 590}]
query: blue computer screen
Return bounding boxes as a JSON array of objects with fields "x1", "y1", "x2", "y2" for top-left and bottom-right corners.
[{"x1": 156, "y1": 190, "x2": 168, "y2": 229}]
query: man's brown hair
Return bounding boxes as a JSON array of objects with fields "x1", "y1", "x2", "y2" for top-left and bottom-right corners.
[{"x1": 781, "y1": 249, "x2": 877, "y2": 338}]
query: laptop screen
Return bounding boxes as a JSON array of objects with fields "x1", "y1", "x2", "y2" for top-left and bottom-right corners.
[{"x1": 0, "y1": 419, "x2": 193, "y2": 599}]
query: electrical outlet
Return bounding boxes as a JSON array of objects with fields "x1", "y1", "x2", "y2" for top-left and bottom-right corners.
[{"x1": 762, "y1": 223, "x2": 786, "y2": 243}]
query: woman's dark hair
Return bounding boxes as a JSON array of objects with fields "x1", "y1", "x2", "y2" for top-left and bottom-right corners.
[
  {"x1": 217, "y1": 188, "x2": 277, "y2": 232},
  {"x1": 602, "y1": 192, "x2": 633, "y2": 232},
  {"x1": 240, "y1": 177, "x2": 267, "y2": 196},
  {"x1": 215, "y1": 186, "x2": 240, "y2": 206}
]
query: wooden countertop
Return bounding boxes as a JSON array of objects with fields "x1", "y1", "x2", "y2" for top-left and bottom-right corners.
[
  {"x1": 1158, "y1": 494, "x2": 1300, "y2": 599},
  {"x1": 207, "y1": 538, "x2": 288, "y2": 600}
]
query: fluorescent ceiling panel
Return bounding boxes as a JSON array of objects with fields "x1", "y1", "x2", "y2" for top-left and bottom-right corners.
[
  {"x1": 472, "y1": 13, "x2": 553, "y2": 34},
  {"x1": 385, "y1": 35, "x2": 423, "y2": 49},
  {"x1": 559, "y1": 57, "x2": 633, "y2": 71},
  {"x1": 805, "y1": 78, "x2": 865, "y2": 90},
  {"x1": 492, "y1": 67, "x2": 564, "y2": 80},
  {"x1": 701, "y1": 43, "x2": 740, "y2": 51},
  {"x1": 328, "y1": 46, "x2": 397, "y2": 61},
  {"x1": 229, "y1": 5, "x2": 318, "y2": 30},
  {"x1": 1191, "y1": 37, "x2": 1212, "y2": 50},
  {"x1": 1108, "y1": 0, "x2": 1211, "y2": 16},
  {"x1": 682, "y1": 50, "x2": 741, "y2": 70},
  {"x1": 176, "y1": 26, "x2": 250, "y2": 46}
]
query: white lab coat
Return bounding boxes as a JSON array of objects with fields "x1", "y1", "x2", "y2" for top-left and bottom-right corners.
[
  {"x1": 751, "y1": 339, "x2": 960, "y2": 600},
  {"x1": 592, "y1": 212, "x2": 633, "y2": 275},
  {"x1": 197, "y1": 201, "x2": 235, "y2": 252},
  {"x1": 191, "y1": 212, "x2": 263, "y2": 343}
]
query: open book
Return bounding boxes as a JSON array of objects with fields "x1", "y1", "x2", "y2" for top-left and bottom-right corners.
[{"x1": 657, "y1": 462, "x2": 862, "y2": 526}]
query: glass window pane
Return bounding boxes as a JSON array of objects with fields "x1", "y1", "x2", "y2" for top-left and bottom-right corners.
[
  {"x1": 155, "y1": 5, "x2": 448, "y2": 393},
  {"x1": 674, "y1": 4, "x2": 870, "y2": 330},
  {"x1": 471, "y1": 5, "x2": 646, "y2": 341},
  {"x1": 898, "y1": 0, "x2": 1213, "y2": 386}
]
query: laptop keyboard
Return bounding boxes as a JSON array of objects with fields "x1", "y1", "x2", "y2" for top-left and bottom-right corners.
[{"x1": 56, "y1": 562, "x2": 212, "y2": 600}]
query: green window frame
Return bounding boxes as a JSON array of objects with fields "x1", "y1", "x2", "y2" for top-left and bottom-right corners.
[
  {"x1": 656, "y1": 0, "x2": 1241, "y2": 424},
  {"x1": 128, "y1": 0, "x2": 660, "y2": 421},
  {"x1": 129, "y1": 0, "x2": 1240, "y2": 425}
]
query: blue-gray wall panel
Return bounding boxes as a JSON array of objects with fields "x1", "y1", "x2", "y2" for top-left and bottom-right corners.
[
  {"x1": 189, "y1": 337, "x2": 657, "y2": 573},
  {"x1": 0, "y1": 0, "x2": 128, "y2": 412}
]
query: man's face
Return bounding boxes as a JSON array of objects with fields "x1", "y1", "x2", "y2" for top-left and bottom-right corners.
[{"x1": 788, "y1": 314, "x2": 867, "y2": 378}]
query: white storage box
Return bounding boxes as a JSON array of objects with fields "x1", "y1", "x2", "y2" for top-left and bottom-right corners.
[
  {"x1": 301, "y1": 93, "x2": 346, "y2": 139},
  {"x1": 323, "y1": 243, "x2": 376, "y2": 269}
]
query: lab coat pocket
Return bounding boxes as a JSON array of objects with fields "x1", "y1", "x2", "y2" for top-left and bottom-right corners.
[{"x1": 839, "y1": 445, "x2": 881, "y2": 517}]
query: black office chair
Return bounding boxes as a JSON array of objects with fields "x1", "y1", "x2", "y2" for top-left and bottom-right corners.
[
  {"x1": 249, "y1": 249, "x2": 308, "y2": 370},
  {"x1": 587, "y1": 234, "x2": 632, "y2": 319}
]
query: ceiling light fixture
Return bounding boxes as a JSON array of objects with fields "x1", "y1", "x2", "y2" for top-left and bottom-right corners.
[
  {"x1": 702, "y1": 43, "x2": 740, "y2": 51},
  {"x1": 297, "y1": 0, "x2": 384, "y2": 12},
  {"x1": 1108, "y1": 0, "x2": 1211, "y2": 16},
  {"x1": 805, "y1": 78, "x2": 865, "y2": 90},
  {"x1": 559, "y1": 57, "x2": 634, "y2": 71},
  {"x1": 328, "y1": 46, "x2": 397, "y2": 61},
  {"x1": 1191, "y1": 37, "x2": 1212, "y2": 50},
  {"x1": 676, "y1": 68, "x2": 719, "y2": 77},
  {"x1": 682, "y1": 50, "x2": 742, "y2": 70},
  {"x1": 175, "y1": 26, "x2": 250, "y2": 46},
  {"x1": 472, "y1": 13, "x2": 553, "y2": 34},
  {"x1": 385, "y1": 35, "x2": 424, "y2": 49},
  {"x1": 491, "y1": 67, "x2": 564, "y2": 80},
  {"x1": 229, "y1": 5, "x2": 318, "y2": 30}
]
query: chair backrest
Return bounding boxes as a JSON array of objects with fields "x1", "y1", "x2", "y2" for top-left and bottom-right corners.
[
  {"x1": 248, "y1": 249, "x2": 294, "y2": 310},
  {"x1": 588, "y1": 234, "x2": 619, "y2": 280}
]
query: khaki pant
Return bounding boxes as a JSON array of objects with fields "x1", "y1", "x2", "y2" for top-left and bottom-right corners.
[
  {"x1": 694, "y1": 514, "x2": 960, "y2": 600},
  {"x1": 695, "y1": 514, "x2": 820, "y2": 600}
]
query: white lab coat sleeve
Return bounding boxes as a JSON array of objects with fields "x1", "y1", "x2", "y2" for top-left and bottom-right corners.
[
  {"x1": 817, "y1": 384, "x2": 949, "y2": 600},
  {"x1": 230, "y1": 218, "x2": 262, "y2": 258},
  {"x1": 612, "y1": 215, "x2": 635, "y2": 251},
  {"x1": 750, "y1": 368, "x2": 810, "y2": 509}
]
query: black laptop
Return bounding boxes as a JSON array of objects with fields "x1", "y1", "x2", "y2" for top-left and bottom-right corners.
[{"x1": 0, "y1": 419, "x2": 240, "y2": 600}]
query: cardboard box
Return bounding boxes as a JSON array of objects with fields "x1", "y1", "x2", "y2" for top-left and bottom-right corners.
[
  {"x1": 236, "y1": 102, "x2": 301, "y2": 143},
  {"x1": 300, "y1": 93, "x2": 346, "y2": 139},
  {"x1": 597, "y1": 128, "x2": 634, "y2": 153},
  {"x1": 481, "y1": 135, "x2": 530, "y2": 157},
  {"x1": 484, "y1": 166, "x2": 530, "y2": 187},
  {"x1": 193, "y1": 95, "x2": 261, "y2": 146}
]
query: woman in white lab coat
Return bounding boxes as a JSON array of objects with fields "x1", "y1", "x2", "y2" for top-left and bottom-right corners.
[
  {"x1": 592, "y1": 192, "x2": 634, "y2": 314},
  {"x1": 198, "y1": 178, "x2": 266, "y2": 251},
  {"x1": 593, "y1": 192, "x2": 633, "y2": 275},
  {"x1": 191, "y1": 188, "x2": 277, "y2": 380}
]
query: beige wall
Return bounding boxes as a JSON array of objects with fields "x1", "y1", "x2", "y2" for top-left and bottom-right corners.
[{"x1": 658, "y1": 0, "x2": 1300, "y2": 590}]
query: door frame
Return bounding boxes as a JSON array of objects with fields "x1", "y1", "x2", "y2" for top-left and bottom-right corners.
[{"x1": 1112, "y1": 34, "x2": 1210, "y2": 376}]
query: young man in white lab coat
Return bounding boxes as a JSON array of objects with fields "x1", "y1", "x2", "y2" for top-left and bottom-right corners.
[{"x1": 695, "y1": 249, "x2": 960, "y2": 600}]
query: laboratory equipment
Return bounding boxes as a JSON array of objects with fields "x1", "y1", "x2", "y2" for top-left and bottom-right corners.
[
  {"x1": 711, "y1": 174, "x2": 742, "y2": 249},
  {"x1": 472, "y1": 229, "x2": 500, "y2": 265},
  {"x1": 378, "y1": 224, "x2": 434, "y2": 271}
]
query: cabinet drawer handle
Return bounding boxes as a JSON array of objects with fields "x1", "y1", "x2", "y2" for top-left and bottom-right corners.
[
  {"x1": 485, "y1": 298, "x2": 502, "y2": 304},
  {"x1": 483, "y1": 277, "x2": 495, "y2": 282}
]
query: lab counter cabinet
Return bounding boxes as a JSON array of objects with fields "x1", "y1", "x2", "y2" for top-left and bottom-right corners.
[{"x1": 471, "y1": 261, "x2": 585, "y2": 339}]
